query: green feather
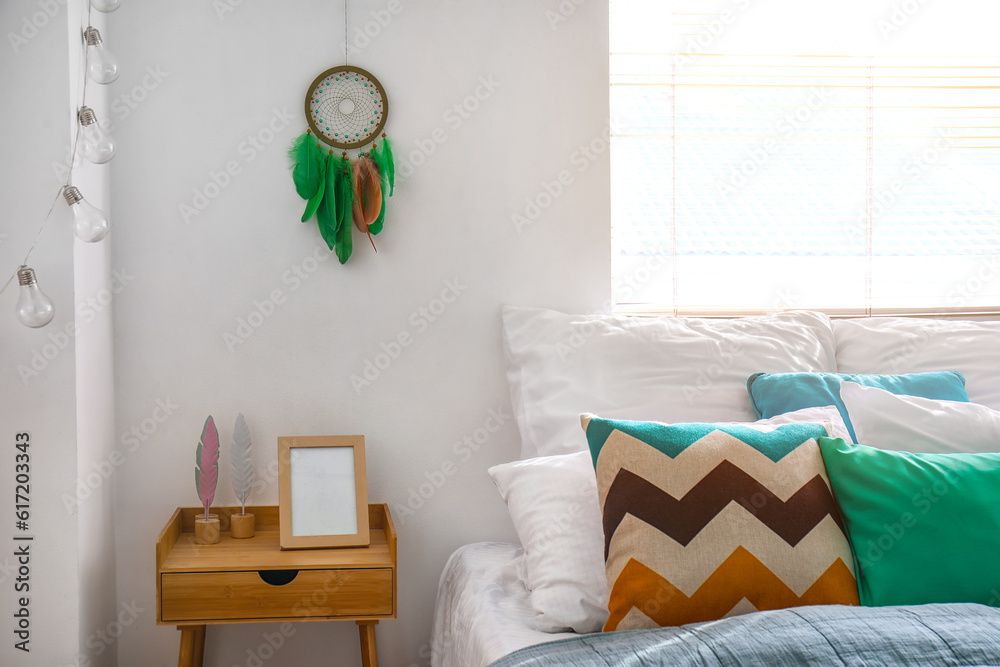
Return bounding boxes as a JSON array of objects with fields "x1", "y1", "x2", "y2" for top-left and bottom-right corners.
[
  {"x1": 370, "y1": 146, "x2": 388, "y2": 188},
  {"x1": 378, "y1": 138, "x2": 395, "y2": 196},
  {"x1": 367, "y1": 144, "x2": 389, "y2": 235},
  {"x1": 300, "y1": 156, "x2": 327, "y2": 223},
  {"x1": 334, "y1": 157, "x2": 353, "y2": 264},
  {"x1": 288, "y1": 132, "x2": 322, "y2": 200},
  {"x1": 316, "y1": 154, "x2": 339, "y2": 250},
  {"x1": 369, "y1": 195, "x2": 385, "y2": 235}
]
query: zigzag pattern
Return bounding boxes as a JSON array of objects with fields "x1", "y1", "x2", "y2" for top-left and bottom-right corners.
[
  {"x1": 602, "y1": 464, "x2": 846, "y2": 558},
  {"x1": 605, "y1": 550, "x2": 859, "y2": 631},
  {"x1": 606, "y1": 509, "x2": 854, "y2": 596},
  {"x1": 585, "y1": 415, "x2": 860, "y2": 631},
  {"x1": 595, "y1": 428, "x2": 830, "y2": 504}
]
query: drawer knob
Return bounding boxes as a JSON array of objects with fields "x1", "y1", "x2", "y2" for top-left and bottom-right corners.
[{"x1": 258, "y1": 570, "x2": 299, "y2": 586}]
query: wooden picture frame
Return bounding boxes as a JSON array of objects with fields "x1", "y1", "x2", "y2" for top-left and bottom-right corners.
[{"x1": 278, "y1": 435, "x2": 369, "y2": 550}]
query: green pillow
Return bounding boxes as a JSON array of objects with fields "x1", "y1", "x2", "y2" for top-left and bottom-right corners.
[{"x1": 818, "y1": 436, "x2": 1000, "y2": 607}]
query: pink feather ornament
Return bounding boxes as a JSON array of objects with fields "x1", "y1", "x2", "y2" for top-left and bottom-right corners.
[{"x1": 195, "y1": 416, "x2": 220, "y2": 518}]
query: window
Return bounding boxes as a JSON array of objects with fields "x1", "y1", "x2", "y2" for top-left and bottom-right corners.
[{"x1": 611, "y1": 0, "x2": 1000, "y2": 316}]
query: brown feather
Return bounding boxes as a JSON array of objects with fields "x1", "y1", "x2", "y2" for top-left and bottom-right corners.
[{"x1": 352, "y1": 156, "x2": 383, "y2": 237}]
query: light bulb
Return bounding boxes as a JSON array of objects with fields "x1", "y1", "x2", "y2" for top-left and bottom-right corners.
[
  {"x1": 92, "y1": 0, "x2": 121, "y2": 12},
  {"x1": 64, "y1": 186, "x2": 110, "y2": 243},
  {"x1": 78, "y1": 107, "x2": 116, "y2": 164},
  {"x1": 15, "y1": 267, "x2": 55, "y2": 329},
  {"x1": 83, "y1": 27, "x2": 119, "y2": 84}
]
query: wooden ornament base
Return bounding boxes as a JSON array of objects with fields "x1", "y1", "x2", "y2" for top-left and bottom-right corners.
[
  {"x1": 194, "y1": 514, "x2": 220, "y2": 545},
  {"x1": 230, "y1": 512, "x2": 255, "y2": 539}
]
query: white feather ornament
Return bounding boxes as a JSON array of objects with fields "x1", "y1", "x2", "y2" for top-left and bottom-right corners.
[{"x1": 230, "y1": 413, "x2": 254, "y2": 514}]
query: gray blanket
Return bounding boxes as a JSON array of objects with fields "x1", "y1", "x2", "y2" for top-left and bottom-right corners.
[{"x1": 489, "y1": 604, "x2": 1000, "y2": 666}]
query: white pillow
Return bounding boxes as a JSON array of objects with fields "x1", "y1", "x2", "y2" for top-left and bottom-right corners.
[
  {"x1": 488, "y1": 405, "x2": 848, "y2": 634},
  {"x1": 840, "y1": 381, "x2": 1000, "y2": 453},
  {"x1": 833, "y1": 317, "x2": 1000, "y2": 412},
  {"x1": 489, "y1": 450, "x2": 608, "y2": 633},
  {"x1": 503, "y1": 306, "x2": 837, "y2": 459}
]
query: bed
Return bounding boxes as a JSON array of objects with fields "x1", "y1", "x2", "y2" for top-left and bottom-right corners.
[
  {"x1": 431, "y1": 542, "x2": 575, "y2": 667},
  {"x1": 432, "y1": 542, "x2": 1000, "y2": 667},
  {"x1": 431, "y1": 307, "x2": 1000, "y2": 667}
]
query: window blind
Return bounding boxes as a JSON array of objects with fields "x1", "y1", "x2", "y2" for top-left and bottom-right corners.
[{"x1": 611, "y1": 0, "x2": 1000, "y2": 316}]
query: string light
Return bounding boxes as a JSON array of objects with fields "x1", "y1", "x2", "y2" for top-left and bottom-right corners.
[
  {"x1": 14, "y1": 267, "x2": 56, "y2": 328},
  {"x1": 91, "y1": 0, "x2": 121, "y2": 12},
  {"x1": 78, "y1": 106, "x2": 116, "y2": 164},
  {"x1": 3, "y1": 1, "x2": 121, "y2": 328},
  {"x1": 64, "y1": 186, "x2": 110, "y2": 243},
  {"x1": 83, "y1": 27, "x2": 119, "y2": 84}
]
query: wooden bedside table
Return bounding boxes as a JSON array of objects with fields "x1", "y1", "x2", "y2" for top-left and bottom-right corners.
[{"x1": 156, "y1": 504, "x2": 396, "y2": 667}]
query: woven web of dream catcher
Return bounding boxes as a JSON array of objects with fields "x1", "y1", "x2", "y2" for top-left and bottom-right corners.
[{"x1": 307, "y1": 67, "x2": 386, "y2": 149}]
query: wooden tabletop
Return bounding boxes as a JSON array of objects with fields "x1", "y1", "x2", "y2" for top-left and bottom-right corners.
[
  {"x1": 156, "y1": 505, "x2": 396, "y2": 574},
  {"x1": 161, "y1": 529, "x2": 392, "y2": 572}
]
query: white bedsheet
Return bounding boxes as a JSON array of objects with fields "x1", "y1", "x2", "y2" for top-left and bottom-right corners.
[{"x1": 431, "y1": 542, "x2": 579, "y2": 667}]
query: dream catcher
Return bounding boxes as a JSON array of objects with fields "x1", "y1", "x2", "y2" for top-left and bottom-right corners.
[{"x1": 288, "y1": 9, "x2": 394, "y2": 265}]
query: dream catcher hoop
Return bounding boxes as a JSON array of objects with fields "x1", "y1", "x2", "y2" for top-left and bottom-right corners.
[
  {"x1": 305, "y1": 66, "x2": 388, "y2": 150},
  {"x1": 287, "y1": 7, "x2": 395, "y2": 265}
]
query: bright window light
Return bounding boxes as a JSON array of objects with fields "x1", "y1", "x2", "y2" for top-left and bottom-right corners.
[{"x1": 611, "y1": 0, "x2": 1000, "y2": 316}]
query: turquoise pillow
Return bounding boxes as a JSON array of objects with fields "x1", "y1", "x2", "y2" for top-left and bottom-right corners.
[
  {"x1": 819, "y1": 436, "x2": 1000, "y2": 607},
  {"x1": 747, "y1": 371, "x2": 968, "y2": 442}
]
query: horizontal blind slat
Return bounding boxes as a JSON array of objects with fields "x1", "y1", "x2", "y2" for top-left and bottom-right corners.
[{"x1": 611, "y1": 1, "x2": 1000, "y2": 313}]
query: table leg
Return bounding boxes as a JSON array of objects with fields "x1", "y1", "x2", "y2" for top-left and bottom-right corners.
[
  {"x1": 192, "y1": 625, "x2": 206, "y2": 667},
  {"x1": 357, "y1": 620, "x2": 379, "y2": 667},
  {"x1": 178, "y1": 627, "x2": 195, "y2": 667},
  {"x1": 178, "y1": 625, "x2": 206, "y2": 667}
]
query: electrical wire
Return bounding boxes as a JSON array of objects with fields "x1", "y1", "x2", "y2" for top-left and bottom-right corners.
[{"x1": 0, "y1": 3, "x2": 94, "y2": 297}]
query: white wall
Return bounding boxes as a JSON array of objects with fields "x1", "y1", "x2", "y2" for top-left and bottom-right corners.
[
  {"x1": 109, "y1": 1, "x2": 609, "y2": 665},
  {"x1": 0, "y1": 1, "x2": 79, "y2": 665}
]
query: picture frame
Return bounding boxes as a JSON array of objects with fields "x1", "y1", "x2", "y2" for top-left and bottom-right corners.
[{"x1": 277, "y1": 435, "x2": 369, "y2": 550}]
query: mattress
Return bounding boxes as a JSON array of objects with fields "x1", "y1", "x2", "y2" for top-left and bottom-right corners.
[{"x1": 430, "y1": 542, "x2": 578, "y2": 667}]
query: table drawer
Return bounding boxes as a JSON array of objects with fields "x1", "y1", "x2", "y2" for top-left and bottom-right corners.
[{"x1": 161, "y1": 568, "x2": 393, "y2": 622}]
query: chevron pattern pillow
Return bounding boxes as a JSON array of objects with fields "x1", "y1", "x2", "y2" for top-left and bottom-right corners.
[{"x1": 582, "y1": 414, "x2": 859, "y2": 631}]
